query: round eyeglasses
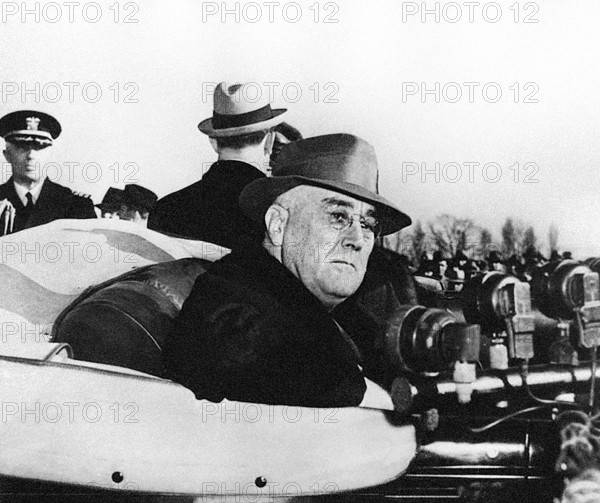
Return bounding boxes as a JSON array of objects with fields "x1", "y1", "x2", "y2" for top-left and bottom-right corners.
[{"x1": 326, "y1": 210, "x2": 381, "y2": 238}]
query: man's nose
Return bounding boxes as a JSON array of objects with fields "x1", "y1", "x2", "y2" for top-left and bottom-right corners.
[{"x1": 342, "y1": 219, "x2": 365, "y2": 250}]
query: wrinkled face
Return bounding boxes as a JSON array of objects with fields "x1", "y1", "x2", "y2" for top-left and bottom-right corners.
[
  {"x1": 3, "y1": 141, "x2": 50, "y2": 184},
  {"x1": 279, "y1": 186, "x2": 377, "y2": 310}
]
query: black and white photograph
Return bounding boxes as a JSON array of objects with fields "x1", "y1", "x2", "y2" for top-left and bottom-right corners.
[{"x1": 1, "y1": 1, "x2": 600, "y2": 502}]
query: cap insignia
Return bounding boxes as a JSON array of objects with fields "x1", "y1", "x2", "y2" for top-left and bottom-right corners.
[{"x1": 26, "y1": 117, "x2": 40, "y2": 131}]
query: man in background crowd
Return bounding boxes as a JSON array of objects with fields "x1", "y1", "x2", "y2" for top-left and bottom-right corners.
[
  {"x1": 97, "y1": 184, "x2": 157, "y2": 227},
  {"x1": 96, "y1": 187, "x2": 124, "y2": 219},
  {"x1": 118, "y1": 184, "x2": 157, "y2": 227},
  {"x1": 149, "y1": 82, "x2": 286, "y2": 249},
  {"x1": 269, "y1": 121, "x2": 303, "y2": 169},
  {"x1": 0, "y1": 110, "x2": 96, "y2": 236}
]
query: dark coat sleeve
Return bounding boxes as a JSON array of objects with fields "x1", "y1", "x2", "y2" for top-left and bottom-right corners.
[
  {"x1": 147, "y1": 163, "x2": 265, "y2": 248},
  {"x1": 349, "y1": 246, "x2": 418, "y2": 323},
  {"x1": 333, "y1": 300, "x2": 399, "y2": 390},
  {"x1": 68, "y1": 193, "x2": 97, "y2": 219},
  {"x1": 148, "y1": 193, "x2": 181, "y2": 235},
  {"x1": 164, "y1": 278, "x2": 367, "y2": 408}
]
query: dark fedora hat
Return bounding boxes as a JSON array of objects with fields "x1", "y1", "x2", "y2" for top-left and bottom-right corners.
[
  {"x1": 96, "y1": 187, "x2": 124, "y2": 212},
  {"x1": 271, "y1": 121, "x2": 304, "y2": 168},
  {"x1": 239, "y1": 134, "x2": 412, "y2": 235},
  {"x1": 0, "y1": 110, "x2": 61, "y2": 146},
  {"x1": 123, "y1": 184, "x2": 158, "y2": 212},
  {"x1": 198, "y1": 82, "x2": 287, "y2": 138}
]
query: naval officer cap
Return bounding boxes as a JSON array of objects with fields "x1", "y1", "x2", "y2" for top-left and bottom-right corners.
[{"x1": 0, "y1": 110, "x2": 62, "y2": 146}]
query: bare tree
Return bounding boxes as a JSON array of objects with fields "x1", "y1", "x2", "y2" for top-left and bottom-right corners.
[
  {"x1": 522, "y1": 226, "x2": 537, "y2": 251},
  {"x1": 479, "y1": 227, "x2": 493, "y2": 259},
  {"x1": 503, "y1": 217, "x2": 537, "y2": 256},
  {"x1": 411, "y1": 220, "x2": 427, "y2": 264},
  {"x1": 400, "y1": 231, "x2": 416, "y2": 264},
  {"x1": 514, "y1": 222, "x2": 525, "y2": 253},
  {"x1": 502, "y1": 218, "x2": 517, "y2": 257},
  {"x1": 428, "y1": 214, "x2": 478, "y2": 258},
  {"x1": 383, "y1": 229, "x2": 415, "y2": 262},
  {"x1": 548, "y1": 223, "x2": 559, "y2": 254},
  {"x1": 501, "y1": 218, "x2": 515, "y2": 256}
]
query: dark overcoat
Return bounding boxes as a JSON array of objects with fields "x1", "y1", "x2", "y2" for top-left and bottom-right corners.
[
  {"x1": 163, "y1": 244, "x2": 369, "y2": 408},
  {"x1": 148, "y1": 160, "x2": 265, "y2": 250},
  {"x1": 0, "y1": 177, "x2": 96, "y2": 233}
]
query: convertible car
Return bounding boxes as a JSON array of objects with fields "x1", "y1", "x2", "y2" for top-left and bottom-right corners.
[
  {"x1": 0, "y1": 219, "x2": 598, "y2": 502},
  {"x1": 0, "y1": 219, "x2": 415, "y2": 502}
]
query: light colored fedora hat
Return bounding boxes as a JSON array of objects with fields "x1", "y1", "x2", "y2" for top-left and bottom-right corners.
[
  {"x1": 240, "y1": 134, "x2": 412, "y2": 235},
  {"x1": 198, "y1": 82, "x2": 287, "y2": 137}
]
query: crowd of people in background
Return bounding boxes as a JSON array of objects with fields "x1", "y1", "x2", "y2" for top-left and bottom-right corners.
[{"x1": 413, "y1": 246, "x2": 574, "y2": 291}]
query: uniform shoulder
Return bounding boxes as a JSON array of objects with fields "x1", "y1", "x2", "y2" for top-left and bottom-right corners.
[
  {"x1": 61, "y1": 183, "x2": 96, "y2": 218},
  {"x1": 43, "y1": 179, "x2": 91, "y2": 199},
  {"x1": 0, "y1": 179, "x2": 12, "y2": 195},
  {"x1": 70, "y1": 189, "x2": 93, "y2": 201}
]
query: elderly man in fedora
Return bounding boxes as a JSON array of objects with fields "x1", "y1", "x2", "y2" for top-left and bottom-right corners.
[
  {"x1": 164, "y1": 134, "x2": 412, "y2": 409},
  {"x1": 149, "y1": 82, "x2": 286, "y2": 250}
]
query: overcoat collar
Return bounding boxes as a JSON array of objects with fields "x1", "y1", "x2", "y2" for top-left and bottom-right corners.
[
  {"x1": 203, "y1": 159, "x2": 265, "y2": 181},
  {"x1": 216, "y1": 244, "x2": 362, "y2": 366}
]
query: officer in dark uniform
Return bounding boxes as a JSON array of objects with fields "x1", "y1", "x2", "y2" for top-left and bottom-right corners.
[{"x1": 0, "y1": 110, "x2": 96, "y2": 235}]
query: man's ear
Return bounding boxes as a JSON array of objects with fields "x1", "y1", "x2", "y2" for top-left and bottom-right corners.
[
  {"x1": 208, "y1": 137, "x2": 219, "y2": 154},
  {"x1": 263, "y1": 131, "x2": 276, "y2": 156},
  {"x1": 264, "y1": 203, "x2": 288, "y2": 246}
]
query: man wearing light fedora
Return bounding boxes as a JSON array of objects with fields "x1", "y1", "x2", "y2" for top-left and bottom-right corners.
[
  {"x1": 149, "y1": 82, "x2": 286, "y2": 249},
  {"x1": 164, "y1": 134, "x2": 413, "y2": 410}
]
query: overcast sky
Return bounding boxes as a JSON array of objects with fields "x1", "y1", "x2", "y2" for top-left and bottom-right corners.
[{"x1": 2, "y1": 0, "x2": 599, "y2": 256}]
